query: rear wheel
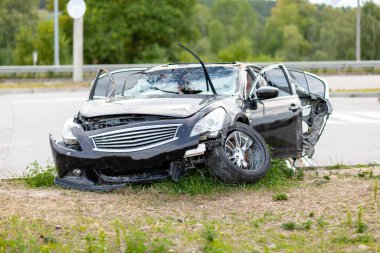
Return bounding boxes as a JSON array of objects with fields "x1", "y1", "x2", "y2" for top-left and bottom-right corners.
[{"x1": 206, "y1": 123, "x2": 270, "y2": 183}]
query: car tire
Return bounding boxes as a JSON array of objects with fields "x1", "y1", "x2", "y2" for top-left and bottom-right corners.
[{"x1": 205, "y1": 122, "x2": 270, "y2": 184}]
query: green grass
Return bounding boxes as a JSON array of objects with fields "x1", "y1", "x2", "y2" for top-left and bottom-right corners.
[
  {"x1": 145, "y1": 158, "x2": 296, "y2": 195},
  {"x1": 22, "y1": 161, "x2": 56, "y2": 188},
  {"x1": 272, "y1": 193, "x2": 289, "y2": 201},
  {"x1": 281, "y1": 220, "x2": 312, "y2": 231},
  {"x1": 326, "y1": 162, "x2": 378, "y2": 170},
  {"x1": 334, "y1": 88, "x2": 380, "y2": 93}
]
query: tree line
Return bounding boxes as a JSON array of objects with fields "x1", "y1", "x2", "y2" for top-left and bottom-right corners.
[{"x1": 1, "y1": 0, "x2": 380, "y2": 66}]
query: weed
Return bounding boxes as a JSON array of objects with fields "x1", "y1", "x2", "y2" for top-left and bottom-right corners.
[
  {"x1": 317, "y1": 217, "x2": 327, "y2": 229},
  {"x1": 302, "y1": 220, "x2": 312, "y2": 230},
  {"x1": 150, "y1": 238, "x2": 172, "y2": 253},
  {"x1": 308, "y1": 211, "x2": 315, "y2": 218},
  {"x1": 201, "y1": 226, "x2": 232, "y2": 253},
  {"x1": 347, "y1": 211, "x2": 352, "y2": 227},
  {"x1": 281, "y1": 222, "x2": 296, "y2": 231},
  {"x1": 23, "y1": 161, "x2": 56, "y2": 188},
  {"x1": 356, "y1": 206, "x2": 368, "y2": 233},
  {"x1": 358, "y1": 170, "x2": 374, "y2": 179},
  {"x1": 124, "y1": 231, "x2": 147, "y2": 253},
  {"x1": 374, "y1": 180, "x2": 378, "y2": 203},
  {"x1": 202, "y1": 225, "x2": 217, "y2": 243},
  {"x1": 323, "y1": 175, "x2": 330, "y2": 181},
  {"x1": 296, "y1": 170, "x2": 304, "y2": 181},
  {"x1": 272, "y1": 193, "x2": 288, "y2": 201},
  {"x1": 281, "y1": 220, "x2": 313, "y2": 231},
  {"x1": 113, "y1": 220, "x2": 122, "y2": 251}
]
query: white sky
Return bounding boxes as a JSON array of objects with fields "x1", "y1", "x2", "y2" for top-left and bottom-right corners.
[{"x1": 308, "y1": 0, "x2": 380, "y2": 7}]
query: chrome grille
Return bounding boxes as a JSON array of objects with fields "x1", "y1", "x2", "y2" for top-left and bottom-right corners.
[{"x1": 90, "y1": 124, "x2": 181, "y2": 152}]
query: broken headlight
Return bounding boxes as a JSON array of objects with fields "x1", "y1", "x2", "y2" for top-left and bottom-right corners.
[
  {"x1": 62, "y1": 118, "x2": 82, "y2": 145},
  {"x1": 190, "y1": 107, "x2": 226, "y2": 137}
]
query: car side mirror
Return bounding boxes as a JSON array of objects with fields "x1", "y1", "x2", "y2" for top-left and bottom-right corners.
[{"x1": 256, "y1": 86, "x2": 279, "y2": 100}]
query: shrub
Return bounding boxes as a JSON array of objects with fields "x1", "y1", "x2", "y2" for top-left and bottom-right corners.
[
  {"x1": 272, "y1": 193, "x2": 288, "y2": 201},
  {"x1": 23, "y1": 161, "x2": 56, "y2": 188}
]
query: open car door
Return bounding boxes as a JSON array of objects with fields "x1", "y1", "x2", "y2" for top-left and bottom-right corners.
[
  {"x1": 247, "y1": 64, "x2": 303, "y2": 158},
  {"x1": 288, "y1": 69, "x2": 333, "y2": 158}
]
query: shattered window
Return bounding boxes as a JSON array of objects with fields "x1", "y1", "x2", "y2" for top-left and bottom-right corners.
[
  {"x1": 125, "y1": 66, "x2": 239, "y2": 97},
  {"x1": 93, "y1": 70, "x2": 143, "y2": 99}
]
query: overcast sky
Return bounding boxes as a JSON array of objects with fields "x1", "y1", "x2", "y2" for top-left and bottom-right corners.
[{"x1": 308, "y1": 0, "x2": 380, "y2": 7}]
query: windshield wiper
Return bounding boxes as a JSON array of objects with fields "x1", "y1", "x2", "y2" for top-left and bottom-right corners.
[
  {"x1": 177, "y1": 43, "x2": 217, "y2": 95},
  {"x1": 150, "y1": 86, "x2": 178, "y2": 94}
]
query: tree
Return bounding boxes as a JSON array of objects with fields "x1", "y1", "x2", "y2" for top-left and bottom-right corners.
[
  {"x1": 362, "y1": 2, "x2": 380, "y2": 60},
  {"x1": 263, "y1": 0, "x2": 315, "y2": 60},
  {"x1": 13, "y1": 19, "x2": 71, "y2": 65},
  {"x1": 0, "y1": 0, "x2": 38, "y2": 65}
]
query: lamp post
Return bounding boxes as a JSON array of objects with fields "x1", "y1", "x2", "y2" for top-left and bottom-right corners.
[
  {"x1": 67, "y1": 0, "x2": 86, "y2": 82},
  {"x1": 54, "y1": 0, "x2": 59, "y2": 66},
  {"x1": 356, "y1": 0, "x2": 361, "y2": 61}
]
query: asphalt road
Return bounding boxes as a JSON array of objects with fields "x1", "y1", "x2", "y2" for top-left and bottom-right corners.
[{"x1": 0, "y1": 92, "x2": 379, "y2": 178}]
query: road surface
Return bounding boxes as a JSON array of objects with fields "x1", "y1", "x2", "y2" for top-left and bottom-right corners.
[{"x1": 0, "y1": 92, "x2": 379, "y2": 178}]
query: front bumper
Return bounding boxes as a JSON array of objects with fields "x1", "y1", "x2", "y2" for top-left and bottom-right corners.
[{"x1": 50, "y1": 117, "x2": 206, "y2": 189}]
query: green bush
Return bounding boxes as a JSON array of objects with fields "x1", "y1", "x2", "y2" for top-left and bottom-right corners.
[{"x1": 23, "y1": 161, "x2": 56, "y2": 188}]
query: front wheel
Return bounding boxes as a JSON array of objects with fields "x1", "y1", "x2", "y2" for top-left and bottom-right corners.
[{"x1": 205, "y1": 123, "x2": 270, "y2": 184}]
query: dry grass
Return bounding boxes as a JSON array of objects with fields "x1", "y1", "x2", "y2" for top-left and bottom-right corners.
[{"x1": 0, "y1": 166, "x2": 379, "y2": 252}]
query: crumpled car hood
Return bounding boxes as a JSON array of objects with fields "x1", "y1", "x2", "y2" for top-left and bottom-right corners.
[{"x1": 79, "y1": 96, "x2": 218, "y2": 118}]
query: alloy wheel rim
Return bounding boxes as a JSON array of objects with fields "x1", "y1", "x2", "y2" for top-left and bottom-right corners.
[{"x1": 223, "y1": 130, "x2": 264, "y2": 171}]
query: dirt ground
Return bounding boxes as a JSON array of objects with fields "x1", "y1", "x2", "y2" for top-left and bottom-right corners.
[{"x1": 0, "y1": 166, "x2": 379, "y2": 252}]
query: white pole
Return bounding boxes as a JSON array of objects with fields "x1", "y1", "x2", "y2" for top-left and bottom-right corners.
[
  {"x1": 54, "y1": 0, "x2": 60, "y2": 66},
  {"x1": 73, "y1": 17, "x2": 83, "y2": 82},
  {"x1": 356, "y1": 0, "x2": 361, "y2": 61}
]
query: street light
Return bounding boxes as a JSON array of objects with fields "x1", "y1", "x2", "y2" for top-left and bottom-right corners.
[
  {"x1": 54, "y1": 0, "x2": 59, "y2": 66},
  {"x1": 356, "y1": 0, "x2": 361, "y2": 61},
  {"x1": 67, "y1": 0, "x2": 86, "y2": 82}
]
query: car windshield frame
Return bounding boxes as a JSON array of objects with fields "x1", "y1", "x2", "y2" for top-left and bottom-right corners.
[{"x1": 90, "y1": 65, "x2": 240, "y2": 100}]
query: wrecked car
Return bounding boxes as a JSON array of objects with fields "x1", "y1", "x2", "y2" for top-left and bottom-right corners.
[{"x1": 50, "y1": 44, "x2": 332, "y2": 191}]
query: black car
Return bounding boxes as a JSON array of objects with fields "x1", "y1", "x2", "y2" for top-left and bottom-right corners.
[{"x1": 50, "y1": 49, "x2": 332, "y2": 191}]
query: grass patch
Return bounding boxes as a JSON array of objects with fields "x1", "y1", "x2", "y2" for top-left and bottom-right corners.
[
  {"x1": 272, "y1": 193, "x2": 288, "y2": 201},
  {"x1": 334, "y1": 88, "x2": 380, "y2": 93},
  {"x1": 22, "y1": 161, "x2": 56, "y2": 188},
  {"x1": 281, "y1": 220, "x2": 312, "y2": 231},
  {"x1": 281, "y1": 222, "x2": 296, "y2": 231},
  {"x1": 323, "y1": 175, "x2": 331, "y2": 181},
  {"x1": 332, "y1": 235, "x2": 376, "y2": 244},
  {"x1": 147, "y1": 159, "x2": 295, "y2": 195},
  {"x1": 326, "y1": 162, "x2": 378, "y2": 170},
  {"x1": 358, "y1": 170, "x2": 374, "y2": 179}
]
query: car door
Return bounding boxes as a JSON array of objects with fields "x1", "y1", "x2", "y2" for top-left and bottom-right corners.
[
  {"x1": 246, "y1": 64, "x2": 303, "y2": 158},
  {"x1": 288, "y1": 69, "x2": 330, "y2": 100}
]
